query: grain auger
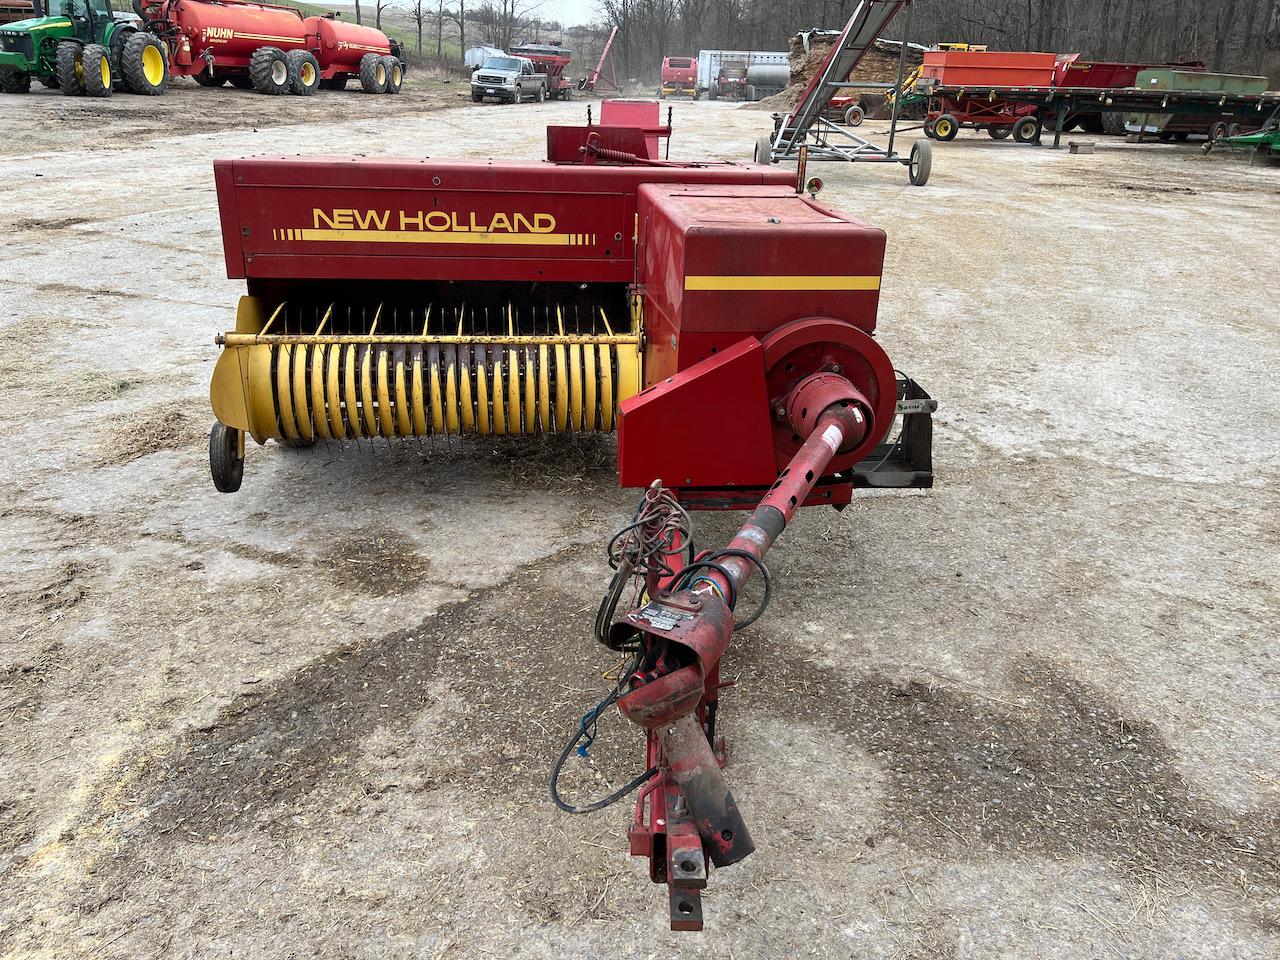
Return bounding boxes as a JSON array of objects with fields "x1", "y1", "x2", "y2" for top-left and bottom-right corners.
[{"x1": 206, "y1": 104, "x2": 937, "y2": 929}]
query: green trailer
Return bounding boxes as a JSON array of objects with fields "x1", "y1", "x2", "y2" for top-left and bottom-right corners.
[
  {"x1": 1204, "y1": 103, "x2": 1280, "y2": 163},
  {"x1": 0, "y1": 0, "x2": 167, "y2": 97},
  {"x1": 1124, "y1": 69, "x2": 1269, "y2": 138}
]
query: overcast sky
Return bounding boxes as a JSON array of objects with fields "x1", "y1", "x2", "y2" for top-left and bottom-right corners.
[{"x1": 537, "y1": 0, "x2": 597, "y2": 28}]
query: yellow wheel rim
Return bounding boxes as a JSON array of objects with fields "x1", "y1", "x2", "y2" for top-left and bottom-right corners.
[
  {"x1": 142, "y1": 44, "x2": 163, "y2": 86},
  {"x1": 301, "y1": 62, "x2": 315, "y2": 86},
  {"x1": 375, "y1": 63, "x2": 385, "y2": 86},
  {"x1": 99, "y1": 57, "x2": 110, "y2": 87},
  {"x1": 936, "y1": 119, "x2": 952, "y2": 138},
  {"x1": 391, "y1": 64, "x2": 401, "y2": 86}
]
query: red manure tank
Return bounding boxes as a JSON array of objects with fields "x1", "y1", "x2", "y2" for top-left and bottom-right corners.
[{"x1": 138, "y1": 0, "x2": 404, "y2": 95}]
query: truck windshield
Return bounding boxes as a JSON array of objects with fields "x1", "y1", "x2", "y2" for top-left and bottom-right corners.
[{"x1": 482, "y1": 57, "x2": 520, "y2": 71}]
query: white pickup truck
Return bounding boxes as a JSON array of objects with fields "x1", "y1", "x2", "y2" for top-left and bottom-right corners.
[{"x1": 471, "y1": 54, "x2": 548, "y2": 104}]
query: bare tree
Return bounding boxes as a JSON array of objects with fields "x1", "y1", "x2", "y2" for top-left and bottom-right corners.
[
  {"x1": 411, "y1": 0, "x2": 427, "y2": 56},
  {"x1": 448, "y1": 0, "x2": 467, "y2": 61}
]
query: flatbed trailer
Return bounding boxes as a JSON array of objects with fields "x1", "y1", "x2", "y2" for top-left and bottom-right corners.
[{"x1": 924, "y1": 83, "x2": 1280, "y2": 148}]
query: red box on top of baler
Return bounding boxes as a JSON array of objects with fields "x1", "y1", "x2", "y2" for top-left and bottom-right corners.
[
  {"x1": 637, "y1": 183, "x2": 886, "y2": 383},
  {"x1": 920, "y1": 50, "x2": 1058, "y2": 87}
]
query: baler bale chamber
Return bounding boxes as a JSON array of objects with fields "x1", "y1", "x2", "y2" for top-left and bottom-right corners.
[{"x1": 208, "y1": 150, "x2": 935, "y2": 503}]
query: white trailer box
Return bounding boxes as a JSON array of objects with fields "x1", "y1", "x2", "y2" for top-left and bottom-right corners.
[{"x1": 696, "y1": 49, "x2": 789, "y2": 95}]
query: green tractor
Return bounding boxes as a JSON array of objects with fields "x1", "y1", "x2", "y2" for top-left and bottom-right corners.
[{"x1": 0, "y1": 0, "x2": 168, "y2": 97}]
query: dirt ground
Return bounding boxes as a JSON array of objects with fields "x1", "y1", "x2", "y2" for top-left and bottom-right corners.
[{"x1": 0, "y1": 86, "x2": 1278, "y2": 959}]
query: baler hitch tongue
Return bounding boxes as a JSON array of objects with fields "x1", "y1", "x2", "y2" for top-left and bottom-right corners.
[{"x1": 556, "y1": 375, "x2": 877, "y2": 931}]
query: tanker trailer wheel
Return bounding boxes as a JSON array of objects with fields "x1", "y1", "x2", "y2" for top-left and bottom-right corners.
[
  {"x1": 122, "y1": 33, "x2": 168, "y2": 95},
  {"x1": 285, "y1": 50, "x2": 320, "y2": 96},
  {"x1": 193, "y1": 66, "x2": 227, "y2": 87},
  {"x1": 250, "y1": 47, "x2": 289, "y2": 95},
  {"x1": 82, "y1": 44, "x2": 112, "y2": 98},
  {"x1": 988, "y1": 125, "x2": 1012, "y2": 140},
  {"x1": 382, "y1": 56, "x2": 403, "y2": 93},
  {"x1": 908, "y1": 139, "x2": 932, "y2": 186},
  {"x1": 56, "y1": 42, "x2": 85, "y2": 96},
  {"x1": 932, "y1": 113, "x2": 958, "y2": 141},
  {"x1": 0, "y1": 68, "x2": 31, "y2": 94},
  {"x1": 209, "y1": 421, "x2": 244, "y2": 494},
  {"x1": 228, "y1": 74, "x2": 253, "y2": 89},
  {"x1": 1012, "y1": 116, "x2": 1041, "y2": 144},
  {"x1": 843, "y1": 104, "x2": 864, "y2": 126},
  {"x1": 358, "y1": 52, "x2": 387, "y2": 93}
]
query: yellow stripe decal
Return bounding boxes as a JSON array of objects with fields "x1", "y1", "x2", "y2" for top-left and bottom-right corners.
[
  {"x1": 684, "y1": 275, "x2": 881, "y2": 291},
  {"x1": 289, "y1": 228, "x2": 582, "y2": 247},
  {"x1": 233, "y1": 32, "x2": 303, "y2": 42}
]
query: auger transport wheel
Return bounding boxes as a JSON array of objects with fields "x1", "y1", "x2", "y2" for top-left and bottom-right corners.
[
  {"x1": 908, "y1": 139, "x2": 932, "y2": 186},
  {"x1": 210, "y1": 421, "x2": 244, "y2": 493}
]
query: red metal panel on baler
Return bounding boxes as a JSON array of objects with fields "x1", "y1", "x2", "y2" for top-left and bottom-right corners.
[
  {"x1": 636, "y1": 184, "x2": 886, "y2": 382},
  {"x1": 216, "y1": 157, "x2": 794, "y2": 285}
]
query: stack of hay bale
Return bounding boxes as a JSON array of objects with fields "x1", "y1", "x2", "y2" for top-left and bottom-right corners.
[{"x1": 749, "y1": 32, "x2": 923, "y2": 113}]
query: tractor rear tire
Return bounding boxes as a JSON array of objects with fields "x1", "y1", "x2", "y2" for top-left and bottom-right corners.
[
  {"x1": 358, "y1": 52, "x2": 386, "y2": 93},
  {"x1": 932, "y1": 113, "x2": 959, "y2": 141},
  {"x1": 1012, "y1": 116, "x2": 1041, "y2": 143},
  {"x1": 908, "y1": 139, "x2": 932, "y2": 186},
  {"x1": 56, "y1": 41, "x2": 84, "y2": 96},
  {"x1": 0, "y1": 68, "x2": 30, "y2": 94},
  {"x1": 209, "y1": 421, "x2": 244, "y2": 494},
  {"x1": 250, "y1": 46, "x2": 289, "y2": 95},
  {"x1": 122, "y1": 33, "x2": 167, "y2": 95},
  {"x1": 193, "y1": 67, "x2": 226, "y2": 87},
  {"x1": 382, "y1": 55, "x2": 402, "y2": 93},
  {"x1": 82, "y1": 43, "x2": 112, "y2": 98},
  {"x1": 285, "y1": 49, "x2": 320, "y2": 95}
]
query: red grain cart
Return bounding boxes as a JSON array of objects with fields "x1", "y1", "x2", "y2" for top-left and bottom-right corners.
[
  {"x1": 510, "y1": 42, "x2": 573, "y2": 100},
  {"x1": 138, "y1": 0, "x2": 405, "y2": 95},
  {"x1": 918, "y1": 50, "x2": 1055, "y2": 142}
]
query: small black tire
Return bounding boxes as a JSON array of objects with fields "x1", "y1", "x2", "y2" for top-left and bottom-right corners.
[
  {"x1": 82, "y1": 43, "x2": 112, "y2": 97},
  {"x1": 285, "y1": 49, "x2": 320, "y2": 95},
  {"x1": 988, "y1": 125, "x2": 1012, "y2": 140},
  {"x1": 908, "y1": 139, "x2": 932, "y2": 186},
  {"x1": 250, "y1": 46, "x2": 289, "y2": 95},
  {"x1": 0, "y1": 68, "x2": 31, "y2": 94},
  {"x1": 1226, "y1": 123, "x2": 1241, "y2": 139},
  {"x1": 1209, "y1": 121, "x2": 1228, "y2": 141},
  {"x1": 1012, "y1": 116, "x2": 1041, "y2": 143},
  {"x1": 193, "y1": 66, "x2": 226, "y2": 86},
  {"x1": 843, "y1": 104, "x2": 864, "y2": 126},
  {"x1": 56, "y1": 41, "x2": 84, "y2": 96},
  {"x1": 210, "y1": 422, "x2": 244, "y2": 494},
  {"x1": 358, "y1": 52, "x2": 386, "y2": 93},
  {"x1": 932, "y1": 113, "x2": 959, "y2": 141},
  {"x1": 923, "y1": 118, "x2": 936, "y2": 139},
  {"x1": 122, "y1": 33, "x2": 167, "y2": 95},
  {"x1": 753, "y1": 134, "x2": 774, "y2": 164},
  {"x1": 382, "y1": 55, "x2": 402, "y2": 93}
]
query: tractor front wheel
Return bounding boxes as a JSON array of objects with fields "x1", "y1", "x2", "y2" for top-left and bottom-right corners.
[
  {"x1": 250, "y1": 46, "x2": 289, "y2": 95},
  {"x1": 0, "y1": 67, "x2": 30, "y2": 94},
  {"x1": 122, "y1": 33, "x2": 167, "y2": 95},
  {"x1": 56, "y1": 41, "x2": 84, "y2": 96},
  {"x1": 209, "y1": 421, "x2": 244, "y2": 494},
  {"x1": 82, "y1": 43, "x2": 112, "y2": 98}
]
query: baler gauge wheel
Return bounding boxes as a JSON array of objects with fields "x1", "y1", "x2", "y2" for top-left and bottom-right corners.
[
  {"x1": 932, "y1": 114, "x2": 958, "y2": 141},
  {"x1": 209, "y1": 421, "x2": 244, "y2": 494},
  {"x1": 908, "y1": 139, "x2": 932, "y2": 187}
]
